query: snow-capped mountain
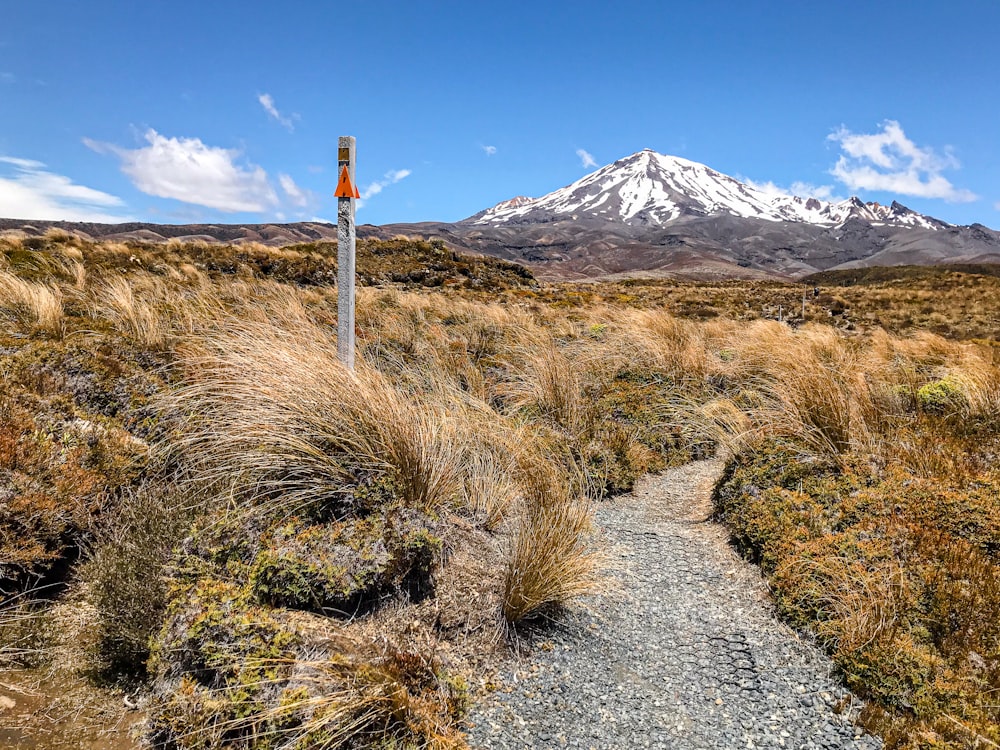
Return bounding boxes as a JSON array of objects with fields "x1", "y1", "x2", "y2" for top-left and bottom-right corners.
[{"x1": 469, "y1": 149, "x2": 948, "y2": 231}]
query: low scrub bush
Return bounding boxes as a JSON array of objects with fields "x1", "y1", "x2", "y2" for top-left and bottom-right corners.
[
  {"x1": 83, "y1": 485, "x2": 193, "y2": 676},
  {"x1": 0, "y1": 392, "x2": 147, "y2": 594},
  {"x1": 715, "y1": 438, "x2": 1000, "y2": 748}
]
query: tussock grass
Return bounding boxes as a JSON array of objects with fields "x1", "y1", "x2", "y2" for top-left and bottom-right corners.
[
  {"x1": 261, "y1": 652, "x2": 466, "y2": 750},
  {"x1": 720, "y1": 323, "x2": 878, "y2": 459},
  {"x1": 690, "y1": 397, "x2": 755, "y2": 455},
  {"x1": 0, "y1": 268, "x2": 64, "y2": 336},
  {"x1": 502, "y1": 340, "x2": 591, "y2": 436},
  {"x1": 168, "y1": 317, "x2": 465, "y2": 516},
  {"x1": 614, "y1": 308, "x2": 717, "y2": 381},
  {"x1": 460, "y1": 449, "x2": 521, "y2": 531},
  {"x1": 155, "y1": 649, "x2": 468, "y2": 750},
  {"x1": 9, "y1": 233, "x2": 1000, "y2": 748},
  {"x1": 502, "y1": 463, "x2": 603, "y2": 624},
  {"x1": 775, "y1": 555, "x2": 912, "y2": 653},
  {"x1": 91, "y1": 275, "x2": 170, "y2": 347},
  {"x1": 502, "y1": 498, "x2": 601, "y2": 624}
]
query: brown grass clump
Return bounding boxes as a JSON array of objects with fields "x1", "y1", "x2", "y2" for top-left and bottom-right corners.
[
  {"x1": 724, "y1": 323, "x2": 877, "y2": 459},
  {"x1": 717, "y1": 441, "x2": 1000, "y2": 747},
  {"x1": 0, "y1": 268, "x2": 64, "y2": 336},
  {"x1": 169, "y1": 316, "x2": 465, "y2": 517},
  {"x1": 459, "y1": 448, "x2": 521, "y2": 531},
  {"x1": 615, "y1": 308, "x2": 716, "y2": 381},
  {"x1": 238, "y1": 651, "x2": 468, "y2": 750},
  {"x1": 91, "y1": 275, "x2": 170, "y2": 348},
  {"x1": 144, "y1": 295, "x2": 606, "y2": 747},
  {"x1": 502, "y1": 463, "x2": 602, "y2": 624},
  {"x1": 502, "y1": 340, "x2": 590, "y2": 436},
  {"x1": 148, "y1": 641, "x2": 469, "y2": 750}
]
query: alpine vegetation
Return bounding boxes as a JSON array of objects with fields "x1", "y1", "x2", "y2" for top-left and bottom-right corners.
[{"x1": 1, "y1": 232, "x2": 997, "y2": 749}]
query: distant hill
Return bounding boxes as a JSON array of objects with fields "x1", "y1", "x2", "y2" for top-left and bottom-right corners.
[
  {"x1": 4, "y1": 149, "x2": 1000, "y2": 281},
  {"x1": 802, "y1": 264, "x2": 1000, "y2": 286},
  {"x1": 0, "y1": 218, "x2": 342, "y2": 245}
]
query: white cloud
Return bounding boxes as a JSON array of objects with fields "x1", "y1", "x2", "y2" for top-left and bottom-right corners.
[
  {"x1": 258, "y1": 93, "x2": 295, "y2": 132},
  {"x1": 357, "y1": 168, "x2": 411, "y2": 208},
  {"x1": 828, "y1": 120, "x2": 977, "y2": 202},
  {"x1": 743, "y1": 179, "x2": 788, "y2": 198},
  {"x1": 995, "y1": 201, "x2": 1000, "y2": 212},
  {"x1": 576, "y1": 148, "x2": 598, "y2": 169},
  {"x1": 0, "y1": 156, "x2": 130, "y2": 222},
  {"x1": 85, "y1": 129, "x2": 278, "y2": 213},
  {"x1": 789, "y1": 182, "x2": 840, "y2": 201},
  {"x1": 482, "y1": 145, "x2": 497, "y2": 156},
  {"x1": 279, "y1": 173, "x2": 309, "y2": 207},
  {"x1": 745, "y1": 178, "x2": 842, "y2": 202}
]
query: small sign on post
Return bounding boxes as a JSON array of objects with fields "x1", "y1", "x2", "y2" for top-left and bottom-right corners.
[{"x1": 335, "y1": 136, "x2": 357, "y2": 370}]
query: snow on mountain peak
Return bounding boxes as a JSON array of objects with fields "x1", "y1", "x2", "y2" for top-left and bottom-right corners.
[{"x1": 470, "y1": 149, "x2": 949, "y2": 231}]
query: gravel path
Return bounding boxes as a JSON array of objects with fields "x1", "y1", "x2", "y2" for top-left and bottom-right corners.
[{"x1": 466, "y1": 459, "x2": 883, "y2": 750}]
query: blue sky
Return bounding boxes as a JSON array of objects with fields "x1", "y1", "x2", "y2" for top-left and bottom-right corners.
[{"x1": 1, "y1": 0, "x2": 997, "y2": 228}]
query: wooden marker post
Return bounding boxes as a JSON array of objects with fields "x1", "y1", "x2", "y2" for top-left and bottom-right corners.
[{"x1": 334, "y1": 136, "x2": 359, "y2": 370}]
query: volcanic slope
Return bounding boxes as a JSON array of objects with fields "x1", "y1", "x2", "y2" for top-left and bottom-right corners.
[
  {"x1": 5, "y1": 149, "x2": 999, "y2": 280},
  {"x1": 469, "y1": 149, "x2": 946, "y2": 229},
  {"x1": 427, "y1": 149, "x2": 1000, "y2": 280},
  {"x1": 380, "y1": 149, "x2": 988, "y2": 279}
]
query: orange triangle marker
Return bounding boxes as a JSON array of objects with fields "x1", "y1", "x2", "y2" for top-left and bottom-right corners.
[{"x1": 334, "y1": 165, "x2": 357, "y2": 198}]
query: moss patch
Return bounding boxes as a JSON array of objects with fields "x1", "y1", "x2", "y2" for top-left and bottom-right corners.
[
  {"x1": 250, "y1": 510, "x2": 442, "y2": 617},
  {"x1": 713, "y1": 439, "x2": 1000, "y2": 748}
]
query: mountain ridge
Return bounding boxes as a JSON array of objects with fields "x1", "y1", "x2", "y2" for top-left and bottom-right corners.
[
  {"x1": 466, "y1": 149, "x2": 949, "y2": 231},
  {"x1": 3, "y1": 149, "x2": 999, "y2": 281}
]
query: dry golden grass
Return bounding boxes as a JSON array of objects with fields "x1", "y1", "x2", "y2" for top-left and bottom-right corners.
[
  {"x1": 614, "y1": 308, "x2": 717, "y2": 380},
  {"x1": 502, "y1": 475, "x2": 602, "y2": 624},
  {"x1": 168, "y1": 318, "x2": 464, "y2": 516},
  {"x1": 776, "y1": 555, "x2": 912, "y2": 653},
  {"x1": 66, "y1": 259, "x2": 86, "y2": 289},
  {"x1": 690, "y1": 397, "x2": 755, "y2": 455},
  {"x1": 160, "y1": 648, "x2": 468, "y2": 750},
  {"x1": 519, "y1": 265, "x2": 1000, "y2": 341},
  {"x1": 460, "y1": 449, "x2": 521, "y2": 531},
  {"x1": 0, "y1": 268, "x2": 64, "y2": 336},
  {"x1": 5, "y1": 234, "x2": 1000, "y2": 749},
  {"x1": 715, "y1": 322, "x2": 879, "y2": 459},
  {"x1": 501, "y1": 340, "x2": 591, "y2": 436},
  {"x1": 91, "y1": 274, "x2": 170, "y2": 347}
]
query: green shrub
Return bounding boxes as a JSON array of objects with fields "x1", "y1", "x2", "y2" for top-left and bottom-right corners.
[{"x1": 916, "y1": 376, "x2": 966, "y2": 414}]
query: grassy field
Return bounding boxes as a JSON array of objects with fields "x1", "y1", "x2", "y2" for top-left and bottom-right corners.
[{"x1": 1, "y1": 230, "x2": 997, "y2": 749}]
